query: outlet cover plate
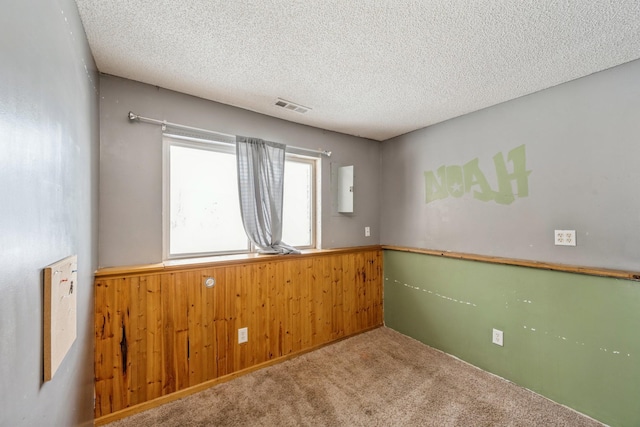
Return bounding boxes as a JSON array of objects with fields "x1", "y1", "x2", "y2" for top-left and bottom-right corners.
[
  {"x1": 238, "y1": 327, "x2": 248, "y2": 344},
  {"x1": 492, "y1": 328, "x2": 504, "y2": 346},
  {"x1": 555, "y1": 230, "x2": 576, "y2": 246}
]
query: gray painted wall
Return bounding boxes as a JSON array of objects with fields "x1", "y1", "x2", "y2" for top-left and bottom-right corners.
[
  {"x1": 99, "y1": 75, "x2": 380, "y2": 267},
  {"x1": 0, "y1": 1, "x2": 99, "y2": 426},
  {"x1": 381, "y1": 59, "x2": 640, "y2": 271}
]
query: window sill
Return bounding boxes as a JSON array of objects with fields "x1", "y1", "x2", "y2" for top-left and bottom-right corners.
[{"x1": 95, "y1": 245, "x2": 382, "y2": 279}]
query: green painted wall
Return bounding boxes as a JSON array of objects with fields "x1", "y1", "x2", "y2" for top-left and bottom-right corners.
[{"x1": 384, "y1": 250, "x2": 640, "y2": 427}]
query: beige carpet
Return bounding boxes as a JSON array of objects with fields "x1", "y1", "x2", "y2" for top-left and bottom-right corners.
[{"x1": 106, "y1": 327, "x2": 603, "y2": 427}]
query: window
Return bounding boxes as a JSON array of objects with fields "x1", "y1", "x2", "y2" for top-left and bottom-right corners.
[
  {"x1": 282, "y1": 156, "x2": 315, "y2": 247},
  {"x1": 164, "y1": 134, "x2": 317, "y2": 259}
]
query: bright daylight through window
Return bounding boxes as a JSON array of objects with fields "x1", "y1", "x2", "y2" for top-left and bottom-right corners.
[{"x1": 165, "y1": 135, "x2": 316, "y2": 258}]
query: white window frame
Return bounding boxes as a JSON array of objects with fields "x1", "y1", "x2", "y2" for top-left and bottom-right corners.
[
  {"x1": 282, "y1": 154, "x2": 317, "y2": 250},
  {"x1": 163, "y1": 134, "x2": 319, "y2": 260}
]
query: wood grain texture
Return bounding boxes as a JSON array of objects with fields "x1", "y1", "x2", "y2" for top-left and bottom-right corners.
[
  {"x1": 383, "y1": 245, "x2": 640, "y2": 282},
  {"x1": 94, "y1": 249, "x2": 383, "y2": 418}
]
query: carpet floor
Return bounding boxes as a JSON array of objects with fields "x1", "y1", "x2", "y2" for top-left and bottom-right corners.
[{"x1": 105, "y1": 327, "x2": 603, "y2": 426}]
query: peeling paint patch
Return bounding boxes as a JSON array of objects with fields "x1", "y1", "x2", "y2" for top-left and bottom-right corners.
[{"x1": 390, "y1": 278, "x2": 477, "y2": 307}]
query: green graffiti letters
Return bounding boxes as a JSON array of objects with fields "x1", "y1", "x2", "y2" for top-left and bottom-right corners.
[
  {"x1": 424, "y1": 145, "x2": 531, "y2": 205},
  {"x1": 425, "y1": 166, "x2": 448, "y2": 201}
]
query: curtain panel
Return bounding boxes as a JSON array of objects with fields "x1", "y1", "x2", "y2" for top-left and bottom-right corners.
[{"x1": 236, "y1": 136, "x2": 299, "y2": 254}]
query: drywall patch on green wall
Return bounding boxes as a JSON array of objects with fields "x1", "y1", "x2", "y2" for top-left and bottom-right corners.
[
  {"x1": 384, "y1": 250, "x2": 640, "y2": 427},
  {"x1": 424, "y1": 144, "x2": 531, "y2": 204}
]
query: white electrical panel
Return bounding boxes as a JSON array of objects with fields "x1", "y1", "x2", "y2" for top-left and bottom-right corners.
[{"x1": 337, "y1": 165, "x2": 354, "y2": 213}]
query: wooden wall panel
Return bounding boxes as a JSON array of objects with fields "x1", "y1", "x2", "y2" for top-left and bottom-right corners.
[{"x1": 94, "y1": 248, "x2": 383, "y2": 419}]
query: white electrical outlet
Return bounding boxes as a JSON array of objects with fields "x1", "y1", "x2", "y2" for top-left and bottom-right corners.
[
  {"x1": 365, "y1": 226, "x2": 371, "y2": 237},
  {"x1": 492, "y1": 328, "x2": 504, "y2": 346},
  {"x1": 554, "y1": 230, "x2": 576, "y2": 246},
  {"x1": 238, "y1": 327, "x2": 248, "y2": 344}
]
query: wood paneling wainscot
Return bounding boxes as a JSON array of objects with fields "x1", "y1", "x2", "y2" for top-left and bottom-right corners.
[{"x1": 94, "y1": 247, "x2": 383, "y2": 422}]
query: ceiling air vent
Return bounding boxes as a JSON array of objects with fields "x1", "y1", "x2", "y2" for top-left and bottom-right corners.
[{"x1": 275, "y1": 98, "x2": 311, "y2": 114}]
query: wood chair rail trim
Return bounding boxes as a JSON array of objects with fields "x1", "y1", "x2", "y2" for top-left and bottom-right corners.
[
  {"x1": 95, "y1": 246, "x2": 383, "y2": 278},
  {"x1": 383, "y1": 245, "x2": 640, "y2": 282}
]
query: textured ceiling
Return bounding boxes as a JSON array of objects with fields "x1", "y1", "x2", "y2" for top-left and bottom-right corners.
[{"x1": 75, "y1": 1, "x2": 640, "y2": 141}]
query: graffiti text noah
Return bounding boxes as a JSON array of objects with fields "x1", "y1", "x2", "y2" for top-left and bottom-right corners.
[{"x1": 424, "y1": 145, "x2": 531, "y2": 205}]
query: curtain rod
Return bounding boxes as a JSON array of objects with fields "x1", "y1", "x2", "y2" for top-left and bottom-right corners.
[{"x1": 128, "y1": 111, "x2": 332, "y2": 157}]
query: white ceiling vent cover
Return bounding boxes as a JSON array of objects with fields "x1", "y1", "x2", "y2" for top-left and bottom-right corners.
[{"x1": 275, "y1": 98, "x2": 311, "y2": 114}]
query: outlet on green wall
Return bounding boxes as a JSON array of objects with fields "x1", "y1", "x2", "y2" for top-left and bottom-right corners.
[{"x1": 384, "y1": 250, "x2": 640, "y2": 427}]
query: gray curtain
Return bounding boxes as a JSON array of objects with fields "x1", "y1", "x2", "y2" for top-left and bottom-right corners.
[{"x1": 236, "y1": 136, "x2": 300, "y2": 254}]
